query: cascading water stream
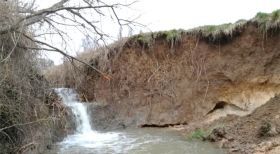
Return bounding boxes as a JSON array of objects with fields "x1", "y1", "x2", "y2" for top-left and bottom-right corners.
[
  {"x1": 51, "y1": 88, "x2": 224, "y2": 154},
  {"x1": 54, "y1": 88, "x2": 121, "y2": 150},
  {"x1": 55, "y1": 88, "x2": 93, "y2": 134}
]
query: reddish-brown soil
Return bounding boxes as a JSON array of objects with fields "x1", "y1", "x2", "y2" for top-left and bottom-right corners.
[{"x1": 79, "y1": 24, "x2": 280, "y2": 129}]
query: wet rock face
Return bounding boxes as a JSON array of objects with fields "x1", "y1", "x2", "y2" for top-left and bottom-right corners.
[{"x1": 87, "y1": 103, "x2": 130, "y2": 130}]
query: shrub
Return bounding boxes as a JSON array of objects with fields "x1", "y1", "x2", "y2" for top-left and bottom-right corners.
[{"x1": 0, "y1": 1, "x2": 65, "y2": 153}]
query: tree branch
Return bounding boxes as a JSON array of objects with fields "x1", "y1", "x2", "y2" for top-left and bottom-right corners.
[
  {"x1": 0, "y1": 0, "x2": 119, "y2": 35},
  {"x1": 20, "y1": 32, "x2": 111, "y2": 80},
  {"x1": 0, "y1": 118, "x2": 51, "y2": 132}
]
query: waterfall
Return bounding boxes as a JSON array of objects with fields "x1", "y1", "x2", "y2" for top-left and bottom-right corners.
[
  {"x1": 52, "y1": 88, "x2": 224, "y2": 154},
  {"x1": 55, "y1": 88, "x2": 93, "y2": 134},
  {"x1": 54, "y1": 88, "x2": 120, "y2": 150}
]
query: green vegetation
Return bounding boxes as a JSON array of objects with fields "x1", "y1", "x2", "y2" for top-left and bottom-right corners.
[
  {"x1": 188, "y1": 19, "x2": 247, "y2": 42},
  {"x1": 253, "y1": 9, "x2": 280, "y2": 31},
  {"x1": 187, "y1": 129, "x2": 207, "y2": 140},
  {"x1": 131, "y1": 20, "x2": 247, "y2": 45},
  {"x1": 158, "y1": 29, "x2": 183, "y2": 49},
  {"x1": 134, "y1": 33, "x2": 154, "y2": 48},
  {"x1": 130, "y1": 9, "x2": 280, "y2": 45},
  {"x1": 132, "y1": 29, "x2": 183, "y2": 50}
]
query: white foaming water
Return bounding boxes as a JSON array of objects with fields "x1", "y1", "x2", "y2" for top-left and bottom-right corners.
[
  {"x1": 52, "y1": 88, "x2": 224, "y2": 154},
  {"x1": 56, "y1": 88, "x2": 92, "y2": 133},
  {"x1": 55, "y1": 88, "x2": 120, "y2": 150}
]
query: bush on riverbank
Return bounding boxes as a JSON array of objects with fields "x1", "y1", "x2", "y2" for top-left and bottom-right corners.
[
  {"x1": 0, "y1": 1, "x2": 67, "y2": 153},
  {"x1": 187, "y1": 129, "x2": 207, "y2": 140}
]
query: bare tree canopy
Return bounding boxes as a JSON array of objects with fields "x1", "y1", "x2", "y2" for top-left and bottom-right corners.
[{"x1": 0, "y1": 0, "x2": 140, "y2": 78}]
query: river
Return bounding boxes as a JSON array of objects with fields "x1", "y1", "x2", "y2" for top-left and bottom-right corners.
[{"x1": 47, "y1": 88, "x2": 224, "y2": 154}]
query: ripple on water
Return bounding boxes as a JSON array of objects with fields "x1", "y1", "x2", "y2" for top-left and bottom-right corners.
[
  {"x1": 48, "y1": 128, "x2": 224, "y2": 154},
  {"x1": 53, "y1": 89, "x2": 224, "y2": 154}
]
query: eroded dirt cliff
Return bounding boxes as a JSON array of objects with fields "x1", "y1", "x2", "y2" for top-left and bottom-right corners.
[{"x1": 75, "y1": 23, "x2": 280, "y2": 129}]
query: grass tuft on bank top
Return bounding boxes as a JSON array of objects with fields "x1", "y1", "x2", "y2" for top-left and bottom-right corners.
[
  {"x1": 131, "y1": 29, "x2": 184, "y2": 49},
  {"x1": 129, "y1": 9, "x2": 280, "y2": 46},
  {"x1": 188, "y1": 19, "x2": 247, "y2": 42},
  {"x1": 252, "y1": 9, "x2": 280, "y2": 31}
]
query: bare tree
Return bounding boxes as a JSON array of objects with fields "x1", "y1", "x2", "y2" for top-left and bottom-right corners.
[
  {"x1": 0, "y1": 0, "x2": 139, "y2": 78},
  {"x1": 1, "y1": 1, "x2": 143, "y2": 150}
]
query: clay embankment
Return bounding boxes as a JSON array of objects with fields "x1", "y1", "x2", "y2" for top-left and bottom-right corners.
[{"x1": 76, "y1": 23, "x2": 280, "y2": 129}]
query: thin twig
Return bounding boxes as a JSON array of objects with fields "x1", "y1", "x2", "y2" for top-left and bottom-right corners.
[
  {"x1": 0, "y1": 118, "x2": 51, "y2": 132},
  {"x1": 21, "y1": 33, "x2": 111, "y2": 80}
]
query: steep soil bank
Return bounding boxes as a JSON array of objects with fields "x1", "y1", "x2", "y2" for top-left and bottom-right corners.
[{"x1": 77, "y1": 23, "x2": 280, "y2": 129}]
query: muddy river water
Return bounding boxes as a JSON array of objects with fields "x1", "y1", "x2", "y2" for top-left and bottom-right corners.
[
  {"x1": 48, "y1": 88, "x2": 224, "y2": 154},
  {"x1": 48, "y1": 128, "x2": 224, "y2": 154}
]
